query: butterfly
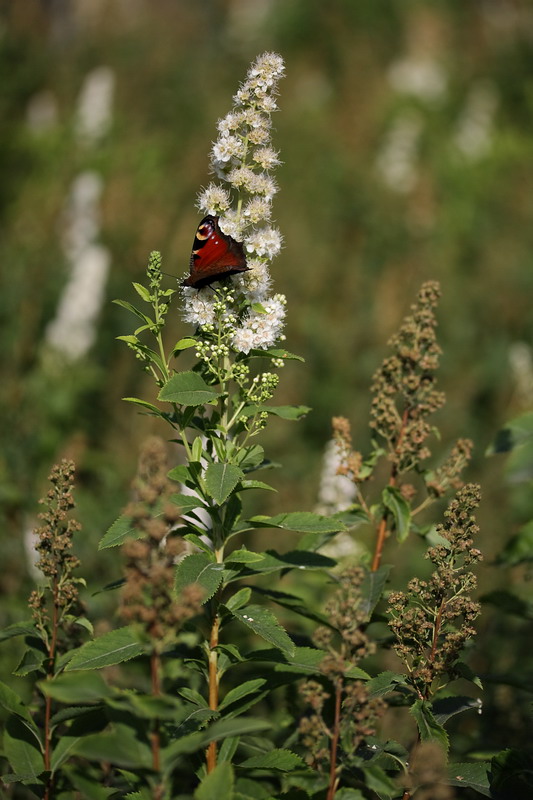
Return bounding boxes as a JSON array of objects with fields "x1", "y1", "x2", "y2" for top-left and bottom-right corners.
[{"x1": 182, "y1": 215, "x2": 249, "y2": 289}]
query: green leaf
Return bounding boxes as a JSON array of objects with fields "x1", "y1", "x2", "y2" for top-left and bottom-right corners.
[
  {"x1": 361, "y1": 763, "x2": 397, "y2": 799},
  {"x1": 173, "y1": 337, "x2": 198, "y2": 353},
  {"x1": 230, "y1": 605, "x2": 295, "y2": 656},
  {"x1": 0, "y1": 682, "x2": 36, "y2": 725},
  {"x1": 225, "y1": 587, "x2": 252, "y2": 612},
  {"x1": 205, "y1": 463, "x2": 244, "y2": 504},
  {"x1": 121, "y1": 397, "x2": 164, "y2": 415},
  {"x1": 234, "y1": 444, "x2": 266, "y2": 472},
  {"x1": 0, "y1": 621, "x2": 36, "y2": 642},
  {"x1": 448, "y1": 762, "x2": 492, "y2": 796},
  {"x1": 3, "y1": 715, "x2": 44, "y2": 780},
  {"x1": 382, "y1": 486, "x2": 411, "y2": 542},
  {"x1": 39, "y1": 671, "x2": 113, "y2": 702},
  {"x1": 248, "y1": 511, "x2": 346, "y2": 535},
  {"x1": 241, "y1": 404, "x2": 311, "y2": 421},
  {"x1": 219, "y1": 679, "x2": 267, "y2": 711},
  {"x1": 344, "y1": 665, "x2": 371, "y2": 680},
  {"x1": 158, "y1": 371, "x2": 221, "y2": 406},
  {"x1": 490, "y1": 748, "x2": 533, "y2": 798},
  {"x1": 132, "y1": 281, "x2": 151, "y2": 302},
  {"x1": 113, "y1": 298, "x2": 153, "y2": 324},
  {"x1": 13, "y1": 645, "x2": 47, "y2": 677},
  {"x1": 360, "y1": 565, "x2": 391, "y2": 619},
  {"x1": 249, "y1": 645, "x2": 327, "y2": 675},
  {"x1": 195, "y1": 761, "x2": 234, "y2": 800},
  {"x1": 72, "y1": 723, "x2": 153, "y2": 769},
  {"x1": 248, "y1": 347, "x2": 305, "y2": 362},
  {"x1": 162, "y1": 717, "x2": 271, "y2": 769},
  {"x1": 432, "y1": 696, "x2": 482, "y2": 724},
  {"x1": 488, "y1": 411, "x2": 533, "y2": 454},
  {"x1": 410, "y1": 699, "x2": 449, "y2": 752},
  {"x1": 98, "y1": 514, "x2": 141, "y2": 550},
  {"x1": 239, "y1": 479, "x2": 276, "y2": 492},
  {"x1": 235, "y1": 549, "x2": 335, "y2": 575},
  {"x1": 252, "y1": 586, "x2": 331, "y2": 627},
  {"x1": 65, "y1": 627, "x2": 145, "y2": 671},
  {"x1": 167, "y1": 464, "x2": 191, "y2": 483},
  {"x1": 454, "y1": 661, "x2": 483, "y2": 690},
  {"x1": 226, "y1": 549, "x2": 264, "y2": 564},
  {"x1": 169, "y1": 492, "x2": 207, "y2": 515},
  {"x1": 367, "y1": 671, "x2": 410, "y2": 698},
  {"x1": 175, "y1": 553, "x2": 224, "y2": 603},
  {"x1": 240, "y1": 749, "x2": 305, "y2": 771},
  {"x1": 51, "y1": 711, "x2": 108, "y2": 773}
]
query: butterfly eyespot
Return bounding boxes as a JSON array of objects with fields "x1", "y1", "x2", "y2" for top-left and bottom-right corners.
[{"x1": 182, "y1": 215, "x2": 249, "y2": 290}]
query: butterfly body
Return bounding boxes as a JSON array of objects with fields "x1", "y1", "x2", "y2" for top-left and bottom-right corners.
[{"x1": 182, "y1": 215, "x2": 248, "y2": 289}]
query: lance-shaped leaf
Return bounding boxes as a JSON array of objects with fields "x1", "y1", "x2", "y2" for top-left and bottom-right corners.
[
  {"x1": 382, "y1": 486, "x2": 411, "y2": 542},
  {"x1": 3, "y1": 715, "x2": 44, "y2": 781},
  {"x1": 360, "y1": 565, "x2": 391, "y2": 619},
  {"x1": 40, "y1": 671, "x2": 113, "y2": 702},
  {"x1": 367, "y1": 671, "x2": 410, "y2": 698},
  {"x1": 205, "y1": 463, "x2": 244, "y2": 504},
  {"x1": 175, "y1": 552, "x2": 224, "y2": 603},
  {"x1": 240, "y1": 749, "x2": 305, "y2": 771},
  {"x1": 240, "y1": 404, "x2": 311, "y2": 421},
  {"x1": 248, "y1": 511, "x2": 346, "y2": 535},
  {"x1": 219, "y1": 679, "x2": 267, "y2": 711},
  {"x1": 410, "y1": 699, "x2": 449, "y2": 752},
  {"x1": 448, "y1": 762, "x2": 491, "y2": 797},
  {"x1": 248, "y1": 347, "x2": 305, "y2": 362},
  {"x1": 234, "y1": 550, "x2": 336, "y2": 577},
  {"x1": 432, "y1": 696, "x2": 482, "y2": 724},
  {"x1": 158, "y1": 371, "x2": 221, "y2": 406},
  {"x1": 195, "y1": 761, "x2": 234, "y2": 800},
  {"x1": 229, "y1": 605, "x2": 295, "y2": 656},
  {"x1": 65, "y1": 627, "x2": 145, "y2": 671}
]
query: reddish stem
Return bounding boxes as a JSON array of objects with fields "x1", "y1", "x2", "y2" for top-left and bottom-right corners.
[
  {"x1": 206, "y1": 614, "x2": 220, "y2": 773},
  {"x1": 150, "y1": 649, "x2": 162, "y2": 779},
  {"x1": 43, "y1": 581, "x2": 60, "y2": 800},
  {"x1": 326, "y1": 680, "x2": 343, "y2": 800},
  {"x1": 371, "y1": 408, "x2": 409, "y2": 572}
]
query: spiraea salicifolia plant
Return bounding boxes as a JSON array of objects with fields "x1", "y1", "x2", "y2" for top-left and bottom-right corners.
[
  {"x1": 0, "y1": 461, "x2": 92, "y2": 799},
  {"x1": 0, "y1": 57, "x2": 489, "y2": 800},
  {"x1": 17, "y1": 52, "x2": 347, "y2": 799},
  {"x1": 303, "y1": 282, "x2": 486, "y2": 799}
]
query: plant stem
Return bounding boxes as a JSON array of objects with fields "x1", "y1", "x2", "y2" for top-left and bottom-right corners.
[
  {"x1": 43, "y1": 580, "x2": 60, "y2": 800},
  {"x1": 326, "y1": 679, "x2": 343, "y2": 800},
  {"x1": 371, "y1": 408, "x2": 409, "y2": 571},
  {"x1": 150, "y1": 648, "x2": 163, "y2": 798},
  {"x1": 206, "y1": 613, "x2": 221, "y2": 773}
]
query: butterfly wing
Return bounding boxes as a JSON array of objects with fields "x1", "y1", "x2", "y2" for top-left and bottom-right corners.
[{"x1": 183, "y1": 215, "x2": 248, "y2": 289}]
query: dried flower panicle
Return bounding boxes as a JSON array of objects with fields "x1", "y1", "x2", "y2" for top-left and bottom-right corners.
[
  {"x1": 182, "y1": 52, "x2": 287, "y2": 355},
  {"x1": 425, "y1": 437, "x2": 473, "y2": 497},
  {"x1": 370, "y1": 281, "x2": 445, "y2": 475},
  {"x1": 118, "y1": 437, "x2": 203, "y2": 645},
  {"x1": 298, "y1": 567, "x2": 385, "y2": 768},
  {"x1": 28, "y1": 460, "x2": 83, "y2": 642},
  {"x1": 388, "y1": 484, "x2": 483, "y2": 699}
]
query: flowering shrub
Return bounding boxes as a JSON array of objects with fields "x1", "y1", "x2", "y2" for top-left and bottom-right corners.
[{"x1": 0, "y1": 52, "x2": 510, "y2": 800}]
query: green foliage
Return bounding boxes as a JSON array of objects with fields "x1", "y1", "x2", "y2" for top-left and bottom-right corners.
[{"x1": 2, "y1": 19, "x2": 532, "y2": 798}]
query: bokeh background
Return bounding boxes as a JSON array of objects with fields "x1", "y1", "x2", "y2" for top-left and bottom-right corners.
[{"x1": 1, "y1": 0, "x2": 532, "y2": 762}]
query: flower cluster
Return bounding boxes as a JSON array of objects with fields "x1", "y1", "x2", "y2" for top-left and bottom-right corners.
[
  {"x1": 370, "y1": 281, "x2": 445, "y2": 475},
  {"x1": 388, "y1": 484, "x2": 483, "y2": 699},
  {"x1": 182, "y1": 52, "x2": 287, "y2": 354},
  {"x1": 299, "y1": 567, "x2": 385, "y2": 768},
  {"x1": 28, "y1": 460, "x2": 84, "y2": 646},
  {"x1": 118, "y1": 437, "x2": 203, "y2": 646}
]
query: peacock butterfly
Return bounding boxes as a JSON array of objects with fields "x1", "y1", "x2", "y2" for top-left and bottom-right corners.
[{"x1": 182, "y1": 215, "x2": 249, "y2": 289}]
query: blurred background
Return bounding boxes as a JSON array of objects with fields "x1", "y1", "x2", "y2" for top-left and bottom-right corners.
[{"x1": 1, "y1": 0, "x2": 532, "y2": 760}]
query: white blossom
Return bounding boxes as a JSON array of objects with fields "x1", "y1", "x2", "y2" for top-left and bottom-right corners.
[
  {"x1": 454, "y1": 83, "x2": 498, "y2": 161},
  {"x1": 182, "y1": 290, "x2": 217, "y2": 327},
  {"x1": 197, "y1": 183, "x2": 231, "y2": 215},
  {"x1": 231, "y1": 293, "x2": 286, "y2": 354},
  {"x1": 245, "y1": 227, "x2": 282, "y2": 258},
  {"x1": 212, "y1": 134, "x2": 246, "y2": 164},
  {"x1": 388, "y1": 56, "x2": 447, "y2": 102},
  {"x1": 376, "y1": 113, "x2": 422, "y2": 194}
]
